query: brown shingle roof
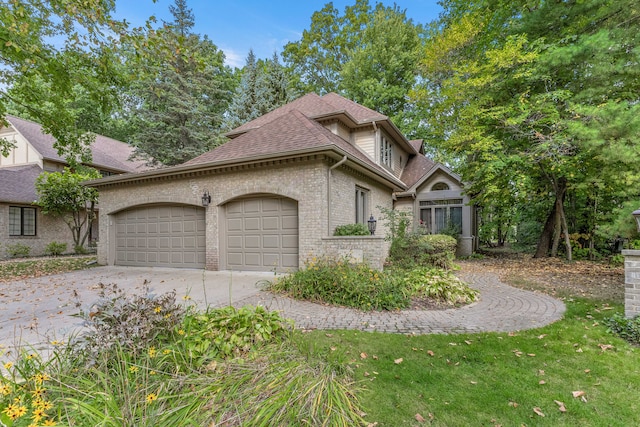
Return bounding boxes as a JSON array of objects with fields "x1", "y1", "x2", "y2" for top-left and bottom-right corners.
[
  {"x1": 6, "y1": 115, "x2": 149, "y2": 173},
  {"x1": 184, "y1": 109, "x2": 404, "y2": 188},
  {"x1": 321, "y1": 92, "x2": 387, "y2": 122},
  {"x1": 0, "y1": 164, "x2": 41, "y2": 204},
  {"x1": 408, "y1": 139, "x2": 424, "y2": 154},
  {"x1": 401, "y1": 154, "x2": 437, "y2": 189}
]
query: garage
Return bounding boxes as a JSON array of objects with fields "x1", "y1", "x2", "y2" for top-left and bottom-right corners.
[
  {"x1": 225, "y1": 196, "x2": 298, "y2": 271},
  {"x1": 115, "y1": 205, "x2": 206, "y2": 268}
]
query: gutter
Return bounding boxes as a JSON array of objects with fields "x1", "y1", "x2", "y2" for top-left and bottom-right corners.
[{"x1": 327, "y1": 155, "x2": 348, "y2": 235}]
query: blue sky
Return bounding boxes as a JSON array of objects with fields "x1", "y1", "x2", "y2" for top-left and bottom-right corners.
[{"x1": 113, "y1": 1, "x2": 443, "y2": 68}]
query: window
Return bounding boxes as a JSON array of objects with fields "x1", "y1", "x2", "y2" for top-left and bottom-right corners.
[
  {"x1": 431, "y1": 182, "x2": 450, "y2": 191},
  {"x1": 9, "y1": 206, "x2": 36, "y2": 236},
  {"x1": 380, "y1": 135, "x2": 392, "y2": 168},
  {"x1": 419, "y1": 199, "x2": 462, "y2": 235},
  {"x1": 355, "y1": 186, "x2": 369, "y2": 224}
]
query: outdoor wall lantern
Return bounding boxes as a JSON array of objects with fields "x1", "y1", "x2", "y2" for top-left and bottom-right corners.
[
  {"x1": 633, "y1": 208, "x2": 640, "y2": 233},
  {"x1": 201, "y1": 190, "x2": 212, "y2": 207},
  {"x1": 368, "y1": 214, "x2": 377, "y2": 235}
]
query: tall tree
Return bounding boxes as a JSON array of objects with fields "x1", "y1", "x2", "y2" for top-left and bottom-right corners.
[
  {"x1": 283, "y1": 0, "x2": 423, "y2": 131},
  {"x1": 414, "y1": 0, "x2": 640, "y2": 258},
  {"x1": 224, "y1": 50, "x2": 261, "y2": 130},
  {"x1": 127, "y1": 0, "x2": 233, "y2": 166},
  {"x1": 0, "y1": 0, "x2": 127, "y2": 165}
]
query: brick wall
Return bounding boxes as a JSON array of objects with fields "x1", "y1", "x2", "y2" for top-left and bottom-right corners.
[
  {"x1": 321, "y1": 236, "x2": 390, "y2": 270},
  {"x1": 623, "y1": 250, "x2": 640, "y2": 318}
]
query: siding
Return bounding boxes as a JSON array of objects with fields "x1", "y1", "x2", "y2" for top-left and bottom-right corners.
[{"x1": 354, "y1": 129, "x2": 376, "y2": 160}]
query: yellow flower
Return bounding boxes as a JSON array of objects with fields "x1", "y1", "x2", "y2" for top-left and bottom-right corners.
[
  {"x1": 182, "y1": 295, "x2": 191, "y2": 301},
  {"x1": 4, "y1": 361, "x2": 13, "y2": 369},
  {"x1": 31, "y1": 386, "x2": 45, "y2": 398},
  {"x1": 154, "y1": 306, "x2": 162, "y2": 313},
  {"x1": 129, "y1": 366, "x2": 139, "y2": 373},
  {"x1": 0, "y1": 384, "x2": 11, "y2": 395},
  {"x1": 150, "y1": 370, "x2": 157, "y2": 376},
  {"x1": 146, "y1": 393, "x2": 158, "y2": 403},
  {"x1": 32, "y1": 373, "x2": 50, "y2": 384},
  {"x1": 43, "y1": 419, "x2": 57, "y2": 426},
  {"x1": 31, "y1": 407, "x2": 46, "y2": 421},
  {"x1": 50, "y1": 340, "x2": 64, "y2": 346},
  {"x1": 177, "y1": 329, "x2": 185, "y2": 335},
  {"x1": 163, "y1": 349, "x2": 172, "y2": 355}
]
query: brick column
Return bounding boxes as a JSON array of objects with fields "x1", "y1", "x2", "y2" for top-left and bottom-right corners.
[{"x1": 622, "y1": 250, "x2": 640, "y2": 318}]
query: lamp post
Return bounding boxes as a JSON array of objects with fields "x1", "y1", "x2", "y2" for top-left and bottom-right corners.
[
  {"x1": 201, "y1": 190, "x2": 211, "y2": 207},
  {"x1": 367, "y1": 214, "x2": 377, "y2": 235},
  {"x1": 633, "y1": 208, "x2": 640, "y2": 233}
]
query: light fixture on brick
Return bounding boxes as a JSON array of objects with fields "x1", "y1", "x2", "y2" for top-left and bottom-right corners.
[
  {"x1": 201, "y1": 190, "x2": 211, "y2": 207},
  {"x1": 368, "y1": 214, "x2": 377, "y2": 235},
  {"x1": 633, "y1": 208, "x2": 640, "y2": 232}
]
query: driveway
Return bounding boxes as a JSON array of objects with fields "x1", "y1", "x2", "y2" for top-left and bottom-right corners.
[
  {"x1": 0, "y1": 266, "x2": 274, "y2": 351},
  {"x1": 0, "y1": 266, "x2": 566, "y2": 352}
]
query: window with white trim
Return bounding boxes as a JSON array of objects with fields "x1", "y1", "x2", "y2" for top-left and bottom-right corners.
[
  {"x1": 355, "y1": 186, "x2": 369, "y2": 224},
  {"x1": 9, "y1": 206, "x2": 36, "y2": 236},
  {"x1": 380, "y1": 135, "x2": 392, "y2": 168}
]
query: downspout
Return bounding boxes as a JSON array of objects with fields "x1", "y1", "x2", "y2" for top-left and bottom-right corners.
[{"x1": 327, "y1": 155, "x2": 348, "y2": 235}]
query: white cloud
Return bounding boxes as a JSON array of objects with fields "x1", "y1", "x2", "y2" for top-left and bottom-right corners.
[{"x1": 221, "y1": 47, "x2": 244, "y2": 69}]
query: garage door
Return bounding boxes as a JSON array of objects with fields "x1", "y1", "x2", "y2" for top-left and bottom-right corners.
[
  {"x1": 225, "y1": 197, "x2": 298, "y2": 271},
  {"x1": 115, "y1": 205, "x2": 206, "y2": 268}
]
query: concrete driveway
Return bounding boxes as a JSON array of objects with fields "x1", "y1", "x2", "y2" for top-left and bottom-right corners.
[{"x1": 0, "y1": 266, "x2": 274, "y2": 351}]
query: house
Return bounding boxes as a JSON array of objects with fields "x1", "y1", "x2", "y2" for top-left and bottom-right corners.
[
  {"x1": 87, "y1": 93, "x2": 475, "y2": 272},
  {"x1": 0, "y1": 115, "x2": 149, "y2": 258}
]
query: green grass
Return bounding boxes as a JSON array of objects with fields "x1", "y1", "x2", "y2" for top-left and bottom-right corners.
[
  {"x1": 0, "y1": 255, "x2": 96, "y2": 281},
  {"x1": 297, "y1": 299, "x2": 640, "y2": 426}
]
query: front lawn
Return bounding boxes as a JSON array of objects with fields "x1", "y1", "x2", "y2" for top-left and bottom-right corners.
[
  {"x1": 298, "y1": 298, "x2": 639, "y2": 426},
  {"x1": 0, "y1": 255, "x2": 96, "y2": 282}
]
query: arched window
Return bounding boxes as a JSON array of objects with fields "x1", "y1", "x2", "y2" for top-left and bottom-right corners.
[{"x1": 431, "y1": 182, "x2": 449, "y2": 191}]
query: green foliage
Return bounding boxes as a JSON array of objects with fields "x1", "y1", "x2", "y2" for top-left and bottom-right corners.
[
  {"x1": 269, "y1": 257, "x2": 408, "y2": 311},
  {"x1": 605, "y1": 313, "x2": 640, "y2": 346},
  {"x1": 71, "y1": 283, "x2": 185, "y2": 363},
  {"x1": 1, "y1": 0, "x2": 128, "y2": 166},
  {"x1": 125, "y1": 0, "x2": 234, "y2": 165},
  {"x1": 378, "y1": 205, "x2": 411, "y2": 241},
  {"x1": 415, "y1": 0, "x2": 640, "y2": 258},
  {"x1": 44, "y1": 241, "x2": 67, "y2": 256},
  {"x1": 403, "y1": 267, "x2": 479, "y2": 305},
  {"x1": 333, "y1": 223, "x2": 370, "y2": 236},
  {"x1": 5, "y1": 243, "x2": 30, "y2": 259},
  {"x1": 174, "y1": 306, "x2": 291, "y2": 364},
  {"x1": 389, "y1": 234, "x2": 457, "y2": 270},
  {"x1": 35, "y1": 167, "x2": 100, "y2": 249}
]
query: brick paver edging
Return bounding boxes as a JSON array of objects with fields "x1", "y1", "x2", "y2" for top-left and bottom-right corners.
[{"x1": 229, "y1": 272, "x2": 566, "y2": 334}]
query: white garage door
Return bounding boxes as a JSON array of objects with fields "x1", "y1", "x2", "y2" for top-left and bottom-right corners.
[
  {"x1": 115, "y1": 205, "x2": 206, "y2": 268},
  {"x1": 225, "y1": 197, "x2": 298, "y2": 271}
]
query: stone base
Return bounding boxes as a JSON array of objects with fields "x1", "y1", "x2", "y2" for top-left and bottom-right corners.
[
  {"x1": 622, "y1": 250, "x2": 640, "y2": 318},
  {"x1": 457, "y1": 236, "x2": 474, "y2": 257}
]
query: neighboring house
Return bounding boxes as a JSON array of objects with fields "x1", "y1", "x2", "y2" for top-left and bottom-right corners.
[
  {"x1": 88, "y1": 93, "x2": 475, "y2": 272},
  {"x1": 0, "y1": 115, "x2": 149, "y2": 259}
]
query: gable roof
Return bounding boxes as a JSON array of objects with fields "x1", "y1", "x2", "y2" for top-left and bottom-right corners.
[
  {"x1": 0, "y1": 164, "x2": 41, "y2": 204},
  {"x1": 5, "y1": 115, "x2": 149, "y2": 173},
  {"x1": 401, "y1": 153, "x2": 437, "y2": 189}
]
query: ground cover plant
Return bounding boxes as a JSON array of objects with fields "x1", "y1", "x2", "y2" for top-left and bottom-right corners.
[
  {"x1": 1, "y1": 284, "x2": 367, "y2": 426},
  {"x1": 0, "y1": 255, "x2": 96, "y2": 282},
  {"x1": 268, "y1": 257, "x2": 477, "y2": 311}
]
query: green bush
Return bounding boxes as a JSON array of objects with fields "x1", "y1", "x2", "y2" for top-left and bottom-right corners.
[
  {"x1": 333, "y1": 223, "x2": 370, "y2": 236},
  {"x1": 174, "y1": 306, "x2": 292, "y2": 364},
  {"x1": 74, "y1": 244, "x2": 89, "y2": 254},
  {"x1": 269, "y1": 257, "x2": 408, "y2": 311},
  {"x1": 5, "y1": 243, "x2": 30, "y2": 258},
  {"x1": 605, "y1": 313, "x2": 640, "y2": 345},
  {"x1": 403, "y1": 267, "x2": 479, "y2": 306},
  {"x1": 389, "y1": 234, "x2": 457, "y2": 270},
  {"x1": 45, "y1": 241, "x2": 67, "y2": 256}
]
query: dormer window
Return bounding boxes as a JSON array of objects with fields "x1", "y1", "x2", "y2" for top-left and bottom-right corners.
[{"x1": 380, "y1": 135, "x2": 392, "y2": 168}]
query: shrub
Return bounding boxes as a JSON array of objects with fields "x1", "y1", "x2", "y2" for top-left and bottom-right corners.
[
  {"x1": 269, "y1": 257, "x2": 408, "y2": 311},
  {"x1": 45, "y1": 241, "x2": 67, "y2": 256},
  {"x1": 389, "y1": 234, "x2": 457, "y2": 270},
  {"x1": 5, "y1": 243, "x2": 30, "y2": 258},
  {"x1": 174, "y1": 306, "x2": 292, "y2": 365},
  {"x1": 333, "y1": 223, "x2": 370, "y2": 236},
  {"x1": 403, "y1": 267, "x2": 479, "y2": 306},
  {"x1": 605, "y1": 313, "x2": 640, "y2": 345},
  {"x1": 74, "y1": 244, "x2": 89, "y2": 255},
  {"x1": 71, "y1": 282, "x2": 185, "y2": 363}
]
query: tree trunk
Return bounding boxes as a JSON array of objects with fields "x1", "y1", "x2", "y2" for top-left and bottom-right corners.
[
  {"x1": 558, "y1": 197, "x2": 572, "y2": 261},
  {"x1": 534, "y1": 207, "x2": 556, "y2": 258},
  {"x1": 551, "y1": 204, "x2": 561, "y2": 257}
]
